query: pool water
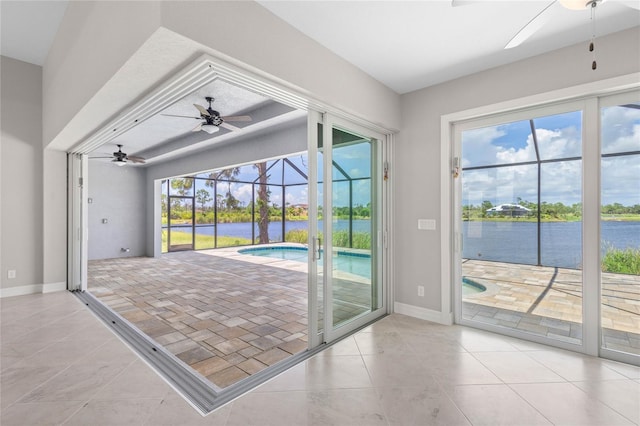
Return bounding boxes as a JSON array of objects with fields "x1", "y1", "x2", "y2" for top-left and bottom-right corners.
[
  {"x1": 462, "y1": 277, "x2": 487, "y2": 296},
  {"x1": 239, "y1": 246, "x2": 488, "y2": 296},
  {"x1": 238, "y1": 246, "x2": 372, "y2": 279}
]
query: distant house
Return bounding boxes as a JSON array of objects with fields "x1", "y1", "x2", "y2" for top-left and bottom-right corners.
[{"x1": 486, "y1": 204, "x2": 532, "y2": 217}]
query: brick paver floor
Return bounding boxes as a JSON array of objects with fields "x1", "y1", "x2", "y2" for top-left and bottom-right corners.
[
  {"x1": 88, "y1": 246, "x2": 373, "y2": 389},
  {"x1": 462, "y1": 259, "x2": 640, "y2": 354}
]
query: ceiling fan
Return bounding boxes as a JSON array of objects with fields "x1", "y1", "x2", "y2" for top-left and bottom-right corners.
[
  {"x1": 91, "y1": 145, "x2": 146, "y2": 166},
  {"x1": 162, "y1": 96, "x2": 252, "y2": 134},
  {"x1": 453, "y1": 0, "x2": 640, "y2": 50}
]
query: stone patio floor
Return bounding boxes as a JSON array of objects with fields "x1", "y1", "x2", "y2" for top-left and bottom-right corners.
[
  {"x1": 463, "y1": 259, "x2": 640, "y2": 355},
  {"x1": 88, "y1": 246, "x2": 372, "y2": 389}
]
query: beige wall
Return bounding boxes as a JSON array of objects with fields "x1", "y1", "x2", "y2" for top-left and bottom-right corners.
[
  {"x1": 0, "y1": 57, "x2": 44, "y2": 293},
  {"x1": 394, "y1": 27, "x2": 640, "y2": 316}
]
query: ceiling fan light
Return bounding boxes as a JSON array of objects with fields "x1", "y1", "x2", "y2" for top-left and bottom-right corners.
[
  {"x1": 559, "y1": 0, "x2": 590, "y2": 10},
  {"x1": 113, "y1": 158, "x2": 127, "y2": 166},
  {"x1": 201, "y1": 124, "x2": 220, "y2": 134}
]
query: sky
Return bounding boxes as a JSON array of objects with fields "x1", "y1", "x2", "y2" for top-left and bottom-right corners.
[{"x1": 462, "y1": 104, "x2": 640, "y2": 207}]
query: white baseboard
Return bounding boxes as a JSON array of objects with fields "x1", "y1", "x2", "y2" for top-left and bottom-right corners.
[
  {"x1": 394, "y1": 301, "x2": 453, "y2": 325},
  {"x1": 0, "y1": 281, "x2": 67, "y2": 298}
]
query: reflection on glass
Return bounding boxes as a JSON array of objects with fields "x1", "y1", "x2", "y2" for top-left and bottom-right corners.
[
  {"x1": 331, "y1": 127, "x2": 374, "y2": 328},
  {"x1": 600, "y1": 102, "x2": 640, "y2": 356}
]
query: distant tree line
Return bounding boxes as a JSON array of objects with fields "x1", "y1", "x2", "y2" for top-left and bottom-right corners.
[{"x1": 463, "y1": 198, "x2": 640, "y2": 221}]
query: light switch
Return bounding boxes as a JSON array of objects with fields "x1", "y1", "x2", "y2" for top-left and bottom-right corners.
[{"x1": 418, "y1": 219, "x2": 436, "y2": 230}]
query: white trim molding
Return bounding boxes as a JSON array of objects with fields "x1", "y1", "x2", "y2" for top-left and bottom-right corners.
[
  {"x1": 394, "y1": 301, "x2": 453, "y2": 325},
  {"x1": 0, "y1": 281, "x2": 67, "y2": 298}
]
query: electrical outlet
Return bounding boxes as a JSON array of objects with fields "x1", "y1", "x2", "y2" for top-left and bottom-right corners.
[
  {"x1": 418, "y1": 285, "x2": 424, "y2": 297},
  {"x1": 7, "y1": 270, "x2": 16, "y2": 279}
]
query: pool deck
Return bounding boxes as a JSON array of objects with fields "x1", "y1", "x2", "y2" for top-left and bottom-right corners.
[
  {"x1": 462, "y1": 259, "x2": 640, "y2": 353},
  {"x1": 88, "y1": 245, "x2": 372, "y2": 390}
]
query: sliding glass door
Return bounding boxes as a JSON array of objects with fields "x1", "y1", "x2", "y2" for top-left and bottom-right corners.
[
  {"x1": 309, "y1": 113, "x2": 386, "y2": 344},
  {"x1": 454, "y1": 90, "x2": 640, "y2": 364},
  {"x1": 600, "y1": 92, "x2": 640, "y2": 361}
]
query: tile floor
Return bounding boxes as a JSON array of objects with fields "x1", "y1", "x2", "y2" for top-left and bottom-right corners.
[{"x1": 2, "y1": 291, "x2": 639, "y2": 425}]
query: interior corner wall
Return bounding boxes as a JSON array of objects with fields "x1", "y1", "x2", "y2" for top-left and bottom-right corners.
[
  {"x1": 88, "y1": 161, "x2": 146, "y2": 260},
  {"x1": 394, "y1": 27, "x2": 640, "y2": 317},
  {"x1": 0, "y1": 56, "x2": 44, "y2": 294},
  {"x1": 43, "y1": 0, "x2": 162, "y2": 148}
]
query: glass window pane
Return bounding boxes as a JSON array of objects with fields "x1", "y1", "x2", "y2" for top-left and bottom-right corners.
[
  {"x1": 534, "y1": 111, "x2": 582, "y2": 161},
  {"x1": 601, "y1": 103, "x2": 640, "y2": 155},
  {"x1": 462, "y1": 120, "x2": 535, "y2": 168}
]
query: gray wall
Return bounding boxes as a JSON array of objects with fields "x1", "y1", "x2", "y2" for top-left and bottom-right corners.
[
  {"x1": 88, "y1": 161, "x2": 147, "y2": 260},
  {"x1": 394, "y1": 27, "x2": 640, "y2": 315},
  {"x1": 0, "y1": 55, "x2": 69, "y2": 297}
]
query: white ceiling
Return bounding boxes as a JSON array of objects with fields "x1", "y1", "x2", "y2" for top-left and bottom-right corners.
[
  {"x1": 258, "y1": 0, "x2": 640, "y2": 94},
  {"x1": 2, "y1": 1, "x2": 639, "y2": 94}
]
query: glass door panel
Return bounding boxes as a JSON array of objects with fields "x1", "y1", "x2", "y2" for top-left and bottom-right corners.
[
  {"x1": 600, "y1": 99, "x2": 640, "y2": 358},
  {"x1": 309, "y1": 113, "x2": 385, "y2": 344},
  {"x1": 168, "y1": 197, "x2": 194, "y2": 252},
  {"x1": 194, "y1": 178, "x2": 215, "y2": 249},
  {"x1": 331, "y1": 128, "x2": 375, "y2": 328},
  {"x1": 460, "y1": 110, "x2": 584, "y2": 346}
]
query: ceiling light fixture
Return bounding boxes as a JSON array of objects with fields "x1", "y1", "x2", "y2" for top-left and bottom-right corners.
[
  {"x1": 559, "y1": 0, "x2": 603, "y2": 70},
  {"x1": 201, "y1": 124, "x2": 220, "y2": 134},
  {"x1": 113, "y1": 158, "x2": 127, "y2": 166},
  {"x1": 559, "y1": 0, "x2": 605, "y2": 10}
]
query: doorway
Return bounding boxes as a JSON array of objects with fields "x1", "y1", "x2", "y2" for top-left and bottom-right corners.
[
  {"x1": 452, "y1": 90, "x2": 640, "y2": 366},
  {"x1": 68, "y1": 55, "x2": 391, "y2": 410}
]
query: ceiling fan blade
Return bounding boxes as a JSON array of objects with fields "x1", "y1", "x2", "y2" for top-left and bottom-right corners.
[
  {"x1": 194, "y1": 104, "x2": 210, "y2": 117},
  {"x1": 89, "y1": 156, "x2": 114, "y2": 159},
  {"x1": 221, "y1": 115, "x2": 252, "y2": 122},
  {"x1": 220, "y1": 122, "x2": 241, "y2": 132},
  {"x1": 619, "y1": 0, "x2": 640, "y2": 10},
  {"x1": 127, "y1": 156, "x2": 146, "y2": 164},
  {"x1": 504, "y1": 0, "x2": 555, "y2": 49},
  {"x1": 192, "y1": 122, "x2": 203, "y2": 132},
  {"x1": 161, "y1": 113, "x2": 200, "y2": 119},
  {"x1": 451, "y1": 0, "x2": 477, "y2": 6}
]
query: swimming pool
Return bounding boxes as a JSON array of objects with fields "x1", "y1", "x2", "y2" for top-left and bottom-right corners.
[
  {"x1": 462, "y1": 277, "x2": 487, "y2": 296},
  {"x1": 238, "y1": 246, "x2": 373, "y2": 279}
]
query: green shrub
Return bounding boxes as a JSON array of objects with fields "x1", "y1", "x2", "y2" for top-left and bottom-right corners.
[
  {"x1": 285, "y1": 229, "x2": 308, "y2": 244},
  {"x1": 602, "y1": 244, "x2": 640, "y2": 275}
]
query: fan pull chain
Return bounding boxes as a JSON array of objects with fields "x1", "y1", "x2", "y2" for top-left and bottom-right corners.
[{"x1": 590, "y1": 1, "x2": 597, "y2": 70}]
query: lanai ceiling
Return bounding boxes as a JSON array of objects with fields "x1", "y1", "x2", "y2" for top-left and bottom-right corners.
[{"x1": 89, "y1": 79, "x2": 305, "y2": 166}]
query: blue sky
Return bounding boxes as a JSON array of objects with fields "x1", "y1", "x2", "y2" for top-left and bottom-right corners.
[
  {"x1": 462, "y1": 105, "x2": 639, "y2": 207},
  {"x1": 196, "y1": 142, "x2": 373, "y2": 208}
]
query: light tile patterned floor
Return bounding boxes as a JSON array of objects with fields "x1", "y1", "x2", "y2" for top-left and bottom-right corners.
[
  {"x1": 463, "y1": 259, "x2": 640, "y2": 354},
  {"x1": 2, "y1": 292, "x2": 639, "y2": 425}
]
